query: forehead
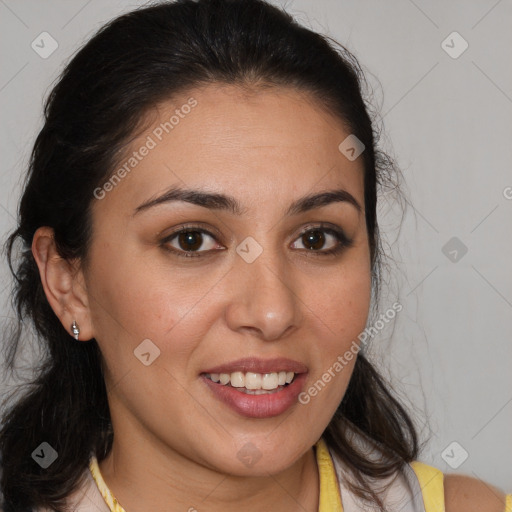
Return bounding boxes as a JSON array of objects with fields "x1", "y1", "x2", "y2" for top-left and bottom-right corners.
[{"x1": 94, "y1": 83, "x2": 365, "y2": 218}]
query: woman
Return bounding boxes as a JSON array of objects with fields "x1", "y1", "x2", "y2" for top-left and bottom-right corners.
[{"x1": 0, "y1": 0, "x2": 510, "y2": 511}]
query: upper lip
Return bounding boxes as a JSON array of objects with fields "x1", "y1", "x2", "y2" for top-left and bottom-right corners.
[{"x1": 201, "y1": 357, "x2": 308, "y2": 375}]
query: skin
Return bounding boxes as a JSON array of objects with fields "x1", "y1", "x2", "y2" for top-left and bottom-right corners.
[
  {"x1": 444, "y1": 475, "x2": 507, "y2": 512},
  {"x1": 31, "y1": 84, "x2": 508, "y2": 511}
]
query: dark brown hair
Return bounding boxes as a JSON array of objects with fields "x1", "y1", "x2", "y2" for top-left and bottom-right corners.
[{"x1": 1, "y1": 1, "x2": 424, "y2": 510}]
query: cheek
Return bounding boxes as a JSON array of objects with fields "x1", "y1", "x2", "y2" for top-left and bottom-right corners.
[
  {"x1": 308, "y1": 261, "x2": 372, "y2": 341},
  {"x1": 85, "y1": 245, "x2": 226, "y2": 373},
  {"x1": 301, "y1": 258, "x2": 372, "y2": 408}
]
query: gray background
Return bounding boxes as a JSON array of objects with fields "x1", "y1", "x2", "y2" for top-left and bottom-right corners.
[{"x1": 1, "y1": 0, "x2": 511, "y2": 491}]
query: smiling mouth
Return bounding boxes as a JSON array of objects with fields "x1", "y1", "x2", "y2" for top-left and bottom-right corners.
[{"x1": 203, "y1": 370, "x2": 296, "y2": 394}]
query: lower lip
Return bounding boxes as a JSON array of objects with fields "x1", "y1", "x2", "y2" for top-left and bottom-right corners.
[{"x1": 201, "y1": 373, "x2": 308, "y2": 419}]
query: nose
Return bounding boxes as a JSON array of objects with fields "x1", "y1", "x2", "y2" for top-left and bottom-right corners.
[{"x1": 224, "y1": 245, "x2": 302, "y2": 342}]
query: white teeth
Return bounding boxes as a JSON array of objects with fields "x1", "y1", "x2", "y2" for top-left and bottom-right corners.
[
  {"x1": 262, "y1": 373, "x2": 278, "y2": 390},
  {"x1": 245, "y1": 372, "x2": 262, "y2": 390},
  {"x1": 230, "y1": 371, "x2": 245, "y2": 388},
  {"x1": 206, "y1": 371, "x2": 296, "y2": 390}
]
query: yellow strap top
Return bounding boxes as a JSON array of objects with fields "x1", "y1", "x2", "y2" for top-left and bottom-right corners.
[
  {"x1": 410, "y1": 461, "x2": 445, "y2": 512},
  {"x1": 315, "y1": 437, "x2": 343, "y2": 511},
  {"x1": 316, "y1": 440, "x2": 448, "y2": 512},
  {"x1": 89, "y1": 456, "x2": 125, "y2": 512}
]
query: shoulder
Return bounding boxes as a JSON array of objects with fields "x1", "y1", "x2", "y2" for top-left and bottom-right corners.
[
  {"x1": 444, "y1": 474, "x2": 508, "y2": 512},
  {"x1": 409, "y1": 461, "x2": 510, "y2": 512}
]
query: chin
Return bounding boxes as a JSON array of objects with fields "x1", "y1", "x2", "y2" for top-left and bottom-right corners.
[{"x1": 221, "y1": 439, "x2": 310, "y2": 477}]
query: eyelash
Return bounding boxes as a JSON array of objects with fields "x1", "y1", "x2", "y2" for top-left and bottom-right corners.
[{"x1": 160, "y1": 223, "x2": 353, "y2": 259}]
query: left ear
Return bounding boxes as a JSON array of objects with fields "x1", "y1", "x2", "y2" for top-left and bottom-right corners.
[{"x1": 31, "y1": 226, "x2": 95, "y2": 341}]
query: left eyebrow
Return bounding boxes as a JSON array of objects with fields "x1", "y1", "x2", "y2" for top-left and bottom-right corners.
[{"x1": 132, "y1": 186, "x2": 362, "y2": 217}]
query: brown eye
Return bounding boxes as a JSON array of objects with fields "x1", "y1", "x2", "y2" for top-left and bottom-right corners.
[
  {"x1": 301, "y1": 230, "x2": 326, "y2": 250},
  {"x1": 177, "y1": 231, "x2": 204, "y2": 251},
  {"x1": 162, "y1": 228, "x2": 221, "y2": 257},
  {"x1": 291, "y1": 227, "x2": 351, "y2": 255}
]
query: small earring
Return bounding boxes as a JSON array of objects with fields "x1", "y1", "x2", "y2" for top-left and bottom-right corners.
[{"x1": 71, "y1": 320, "x2": 80, "y2": 341}]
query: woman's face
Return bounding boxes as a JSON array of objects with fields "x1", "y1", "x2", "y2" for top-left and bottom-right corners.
[{"x1": 83, "y1": 84, "x2": 371, "y2": 475}]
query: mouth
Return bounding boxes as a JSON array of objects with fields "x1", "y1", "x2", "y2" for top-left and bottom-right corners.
[{"x1": 200, "y1": 357, "x2": 308, "y2": 418}]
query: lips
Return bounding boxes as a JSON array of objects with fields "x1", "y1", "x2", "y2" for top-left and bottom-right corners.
[{"x1": 201, "y1": 357, "x2": 308, "y2": 375}]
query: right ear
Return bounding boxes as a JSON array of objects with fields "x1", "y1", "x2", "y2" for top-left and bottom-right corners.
[{"x1": 31, "y1": 226, "x2": 94, "y2": 341}]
